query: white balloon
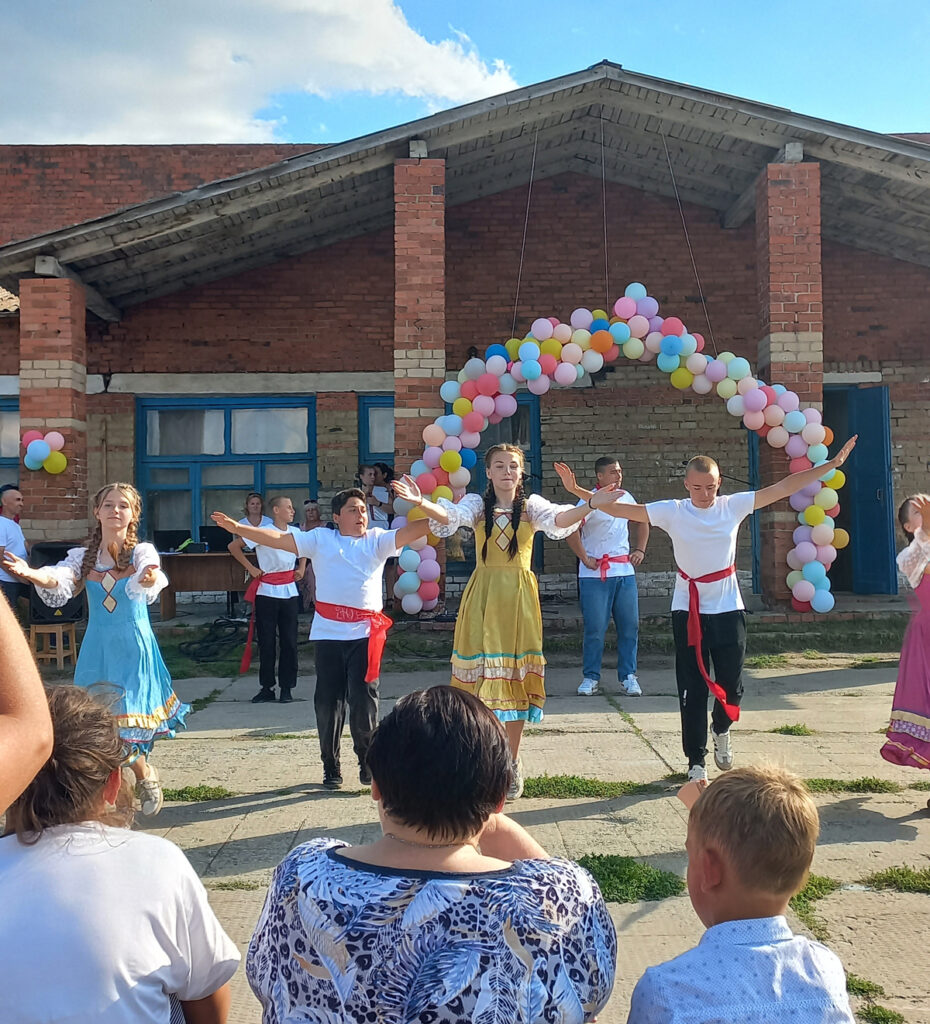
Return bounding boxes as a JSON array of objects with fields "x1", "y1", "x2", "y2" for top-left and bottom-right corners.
[{"x1": 580, "y1": 350, "x2": 604, "y2": 373}]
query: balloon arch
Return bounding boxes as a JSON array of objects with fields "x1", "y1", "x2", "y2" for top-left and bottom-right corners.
[{"x1": 391, "y1": 282, "x2": 847, "y2": 616}]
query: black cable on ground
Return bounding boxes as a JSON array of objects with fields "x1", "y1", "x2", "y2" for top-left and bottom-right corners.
[{"x1": 178, "y1": 617, "x2": 248, "y2": 662}]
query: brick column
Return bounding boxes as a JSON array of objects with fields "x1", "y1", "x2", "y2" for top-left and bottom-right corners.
[
  {"x1": 755, "y1": 161, "x2": 824, "y2": 605},
  {"x1": 18, "y1": 278, "x2": 89, "y2": 542}
]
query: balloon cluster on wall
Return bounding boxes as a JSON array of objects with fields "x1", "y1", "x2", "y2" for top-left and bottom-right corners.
[
  {"x1": 392, "y1": 282, "x2": 846, "y2": 615},
  {"x1": 21, "y1": 429, "x2": 68, "y2": 474}
]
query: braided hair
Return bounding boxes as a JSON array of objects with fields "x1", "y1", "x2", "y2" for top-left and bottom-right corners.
[
  {"x1": 481, "y1": 444, "x2": 526, "y2": 563},
  {"x1": 78, "y1": 483, "x2": 142, "y2": 583}
]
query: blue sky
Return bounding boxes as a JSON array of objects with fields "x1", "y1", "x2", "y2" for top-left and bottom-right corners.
[{"x1": 1, "y1": 0, "x2": 927, "y2": 144}]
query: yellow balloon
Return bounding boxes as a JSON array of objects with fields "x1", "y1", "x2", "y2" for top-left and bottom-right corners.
[
  {"x1": 572, "y1": 329, "x2": 591, "y2": 351},
  {"x1": 452, "y1": 397, "x2": 472, "y2": 417},
  {"x1": 505, "y1": 337, "x2": 522, "y2": 359},
  {"x1": 830, "y1": 469, "x2": 846, "y2": 490},
  {"x1": 670, "y1": 367, "x2": 694, "y2": 390},
  {"x1": 814, "y1": 487, "x2": 838, "y2": 509},
  {"x1": 833, "y1": 528, "x2": 850, "y2": 550},
  {"x1": 42, "y1": 451, "x2": 67, "y2": 475},
  {"x1": 591, "y1": 308, "x2": 609, "y2": 321},
  {"x1": 431, "y1": 485, "x2": 454, "y2": 502},
  {"x1": 439, "y1": 450, "x2": 462, "y2": 473},
  {"x1": 539, "y1": 338, "x2": 563, "y2": 358},
  {"x1": 623, "y1": 338, "x2": 645, "y2": 360},
  {"x1": 716, "y1": 378, "x2": 738, "y2": 399},
  {"x1": 803, "y1": 504, "x2": 826, "y2": 526},
  {"x1": 427, "y1": 531, "x2": 441, "y2": 546},
  {"x1": 408, "y1": 507, "x2": 427, "y2": 521}
]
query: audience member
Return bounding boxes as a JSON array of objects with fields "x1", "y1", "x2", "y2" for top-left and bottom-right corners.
[
  {"x1": 0, "y1": 485, "x2": 29, "y2": 609},
  {"x1": 247, "y1": 686, "x2": 616, "y2": 1023},
  {"x1": 1, "y1": 685, "x2": 240, "y2": 1024},
  {"x1": 298, "y1": 499, "x2": 325, "y2": 610},
  {"x1": 627, "y1": 766, "x2": 855, "y2": 1023}
]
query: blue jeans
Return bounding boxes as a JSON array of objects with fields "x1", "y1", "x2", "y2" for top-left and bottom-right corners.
[{"x1": 579, "y1": 575, "x2": 639, "y2": 681}]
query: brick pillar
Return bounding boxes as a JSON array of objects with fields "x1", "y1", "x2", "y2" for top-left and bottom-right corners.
[
  {"x1": 755, "y1": 161, "x2": 824, "y2": 606},
  {"x1": 18, "y1": 278, "x2": 89, "y2": 542}
]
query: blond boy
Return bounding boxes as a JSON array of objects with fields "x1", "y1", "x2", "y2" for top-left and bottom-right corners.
[{"x1": 628, "y1": 767, "x2": 854, "y2": 1023}]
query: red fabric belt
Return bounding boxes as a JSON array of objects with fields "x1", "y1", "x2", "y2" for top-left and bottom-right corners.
[
  {"x1": 677, "y1": 565, "x2": 740, "y2": 722},
  {"x1": 597, "y1": 553, "x2": 631, "y2": 581},
  {"x1": 314, "y1": 601, "x2": 393, "y2": 684},
  {"x1": 240, "y1": 570, "x2": 297, "y2": 673}
]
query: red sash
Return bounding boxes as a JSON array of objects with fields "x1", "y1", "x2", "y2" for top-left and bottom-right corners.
[
  {"x1": 240, "y1": 570, "x2": 297, "y2": 673},
  {"x1": 677, "y1": 565, "x2": 741, "y2": 722},
  {"x1": 314, "y1": 601, "x2": 393, "y2": 684},
  {"x1": 597, "y1": 553, "x2": 631, "y2": 581}
]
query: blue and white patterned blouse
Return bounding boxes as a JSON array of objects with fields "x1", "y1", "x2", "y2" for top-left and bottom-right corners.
[
  {"x1": 627, "y1": 916, "x2": 854, "y2": 1023},
  {"x1": 247, "y1": 838, "x2": 617, "y2": 1023}
]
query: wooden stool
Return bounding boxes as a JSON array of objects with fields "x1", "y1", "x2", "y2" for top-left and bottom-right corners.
[{"x1": 30, "y1": 622, "x2": 78, "y2": 668}]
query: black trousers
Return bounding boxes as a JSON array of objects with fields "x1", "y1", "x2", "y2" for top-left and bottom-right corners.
[
  {"x1": 255, "y1": 595, "x2": 299, "y2": 693},
  {"x1": 0, "y1": 580, "x2": 26, "y2": 607},
  {"x1": 314, "y1": 638, "x2": 379, "y2": 772},
  {"x1": 672, "y1": 609, "x2": 746, "y2": 767}
]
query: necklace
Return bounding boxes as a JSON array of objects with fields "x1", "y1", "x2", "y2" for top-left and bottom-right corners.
[{"x1": 383, "y1": 831, "x2": 480, "y2": 852}]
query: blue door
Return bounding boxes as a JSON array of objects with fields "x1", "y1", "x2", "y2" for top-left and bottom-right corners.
[{"x1": 846, "y1": 386, "x2": 897, "y2": 594}]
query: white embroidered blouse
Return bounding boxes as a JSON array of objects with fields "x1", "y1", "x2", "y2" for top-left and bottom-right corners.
[
  {"x1": 898, "y1": 527, "x2": 930, "y2": 590},
  {"x1": 34, "y1": 542, "x2": 169, "y2": 608},
  {"x1": 427, "y1": 493, "x2": 581, "y2": 541}
]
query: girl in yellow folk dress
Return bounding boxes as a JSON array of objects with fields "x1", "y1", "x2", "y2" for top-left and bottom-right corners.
[{"x1": 424, "y1": 444, "x2": 627, "y2": 798}]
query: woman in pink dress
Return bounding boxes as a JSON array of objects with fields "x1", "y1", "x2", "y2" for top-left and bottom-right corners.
[{"x1": 881, "y1": 494, "x2": 930, "y2": 807}]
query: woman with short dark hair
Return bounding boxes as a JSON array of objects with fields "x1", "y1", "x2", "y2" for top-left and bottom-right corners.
[{"x1": 247, "y1": 686, "x2": 616, "y2": 1023}]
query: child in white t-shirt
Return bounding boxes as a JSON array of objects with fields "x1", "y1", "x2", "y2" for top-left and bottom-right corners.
[{"x1": 556, "y1": 437, "x2": 856, "y2": 781}]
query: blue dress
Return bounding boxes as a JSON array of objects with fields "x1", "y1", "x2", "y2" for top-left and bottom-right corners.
[{"x1": 37, "y1": 543, "x2": 189, "y2": 755}]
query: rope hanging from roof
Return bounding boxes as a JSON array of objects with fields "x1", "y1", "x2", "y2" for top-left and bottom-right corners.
[{"x1": 510, "y1": 127, "x2": 540, "y2": 341}]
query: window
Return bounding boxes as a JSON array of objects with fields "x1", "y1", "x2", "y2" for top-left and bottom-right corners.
[
  {"x1": 0, "y1": 399, "x2": 19, "y2": 486},
  {"x1": 137, "y1": 397, "x2": 316, "y2": 546},
  {"x1": 358, "y1": 395, "x2": 395, "y2": 467}
]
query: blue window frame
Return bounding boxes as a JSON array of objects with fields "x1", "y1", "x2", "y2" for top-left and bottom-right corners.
[
  {"x1": 0, "y1": 398, "x2": 19, "y2": 486},
  {"x1": 136, "y1": 396, "x2": 316, "y2": 546},
  {"x1": 358, "y1": 395, "x2": 395, "y2": 467}
]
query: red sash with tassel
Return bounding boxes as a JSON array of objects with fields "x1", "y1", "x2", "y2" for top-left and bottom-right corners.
[
  {"x1": 314, "y1": 601, "x2": 393, "y2": 684},
  {"x1": 240, "y1": 570, "x2": 297, "y2": 673},
  {"x1": 677, "y1": 565, "x2": 741, "y2": 722},
  {"x1": 596, "y1": 553, "x2": 631, "y2": 581}
]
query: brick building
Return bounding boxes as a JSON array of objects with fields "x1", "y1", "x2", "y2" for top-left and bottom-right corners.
[{"x1": 1, "y1": 63, "x2": 928, "y2": 606}]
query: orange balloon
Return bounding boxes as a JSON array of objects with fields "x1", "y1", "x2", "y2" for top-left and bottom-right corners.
[
  {"x1": 590, "y1": 330, "x2": 613, "y2": 354},
  {"x1": 822, "y1": 425, "x2": 834, "y2": 445}
]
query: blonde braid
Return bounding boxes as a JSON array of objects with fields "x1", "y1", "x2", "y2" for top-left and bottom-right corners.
[
  {"x1": 119, "y1": 519, "x2": 139, "y2": 573},
  {"x1": 78, "y1": 523, "x2": 103, "y2": 583}
]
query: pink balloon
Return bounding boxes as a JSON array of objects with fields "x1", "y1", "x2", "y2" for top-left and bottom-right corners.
[
  {"x1": 570, "y1": 308, "x2": 593, "y2": 329},
  {"x1": 494, "y1": 394, "x2": 518, "y2": 417},
  {"x1": 441, "y1": 435, "x2": 462, "y2": 452},
  {"x1": 477, "y1": 373, "x2": 500, "y2": 396},
  {"x1": 510, "y1": 362, "x2": 525, "y2": 383},
  {"x1": 792, "y1": 580, "x2": 816, "y2": 603},
  {"x1": 661, "y1": 317, "x2": 685, "y2": 336},
  {"x1": 527, "y1": 375, "x2": 551, "y2": 395},
  {"x1": 742, "y1": 410, "x2": 765, "y2": 431},
  {"x1": 415, "y1": 473, "x2": 438, "y2": 493},
  {"x1": 639, "y1": 348, "x2": 656, "y2": 363},
  {"x1": 486, "y1": 414, "x2": 502, "y2": 426},
  {"x1": 21, "y1": 430, "x2": 43, "y2": 447},
  {"x1": 803, "y1": 407, "x2": 822, "y2": 424},
  {"x1": 472, "y1": 394, "x2": 495, "y2": 417},
  {"x1": 417, "y1": 559, "x2": 441, "y2": 581},
  {"x1": 777, "y1": 390, "x2": 800, "y2": 412},
  {"x1": 422, "y1": 424, "x2": 445, "y2": 447},
  {"x1": 418, "y1": 580, "x2": 441, "y2": 602},
  {"x1": 548, "y1": 317, "x2": 560, "y2": 327},
  {"x1": 554, "y1": 361, "x2": 577, "y2": 386},
  {"x1": 462, "y1": 411, "x2": 484, "y2": 433},
  {"x1": 553, "y1": 323, "x2": 572, "y2": 342},
  {"x1": 460, "y1": 431, "x2": 482, "y2": 448},
  {"x1": 452, "y1": 487, "x2": 467, "y2": 501},
  {"x1": 785, "y1": 434, "x2": 808, "y2": 459},
  {"x1": 793, "y1": 525, "x2": 813, "y2": 545},
  {"x1": 766, "y1": 426, "x2": 789, "y2": 448},
  {"x1": 795, "y1": 541, "x2": 818, "y2": 563},
  {"x1": 691, "y1": 373, "x2": 713, "y2": 393},
  {"x1": 811, "y1": 523, "x2": 834, "y2": 545},
  {"x1": 763, "y1": 404, "x2": 786, "y2": 426},
  {"x1": 737, "y1": 376, "x2": 759, "y2": 395},
  {"x1": 422, "y1": 598, "x2": 439, "y2": 611},
  {"x1": 692, "y1": 332, "x2": 705, "y2": 352},
  {"x1": 705, "y1": 359, "x2": 727, "y2": 383},
  {"x1": 801, "y1": 422, "x2": 826, "y2": 445},
  {"x1": 627, "y1": 315, "x2": 650, "y2": 338},
  {"x1": 43, "y1": 430, "x2": 65, "y2": 451},
  {"x1": 786, "y1": 549, "x2": 803, "y2": 571},
  {"x1": 644, "y1": 331, "x2": 664, "y2": 354},
  {"x1": 485, "y1": 355, "x2": 508, "y2": 376},
  {"x1": 613, "y1": 296, "x2": 637, "y2": 319},
  {"x1": 817, "y1": 545, "x2": 837, "y2": 565},
  {"x1": 531, "y1": 317, "x2": 554, "y2": 340},
  {"x1": 743, "y1": 387, "x2": 767, "y2": 412},
  {"x1": 538, "y1": 354, "x2": 558, "y2": 376},
  {"x1": 423, "y1": 446, "x2": 443, "y2": 468}
]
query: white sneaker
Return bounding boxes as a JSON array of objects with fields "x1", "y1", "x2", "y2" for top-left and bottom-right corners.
[
  {"x1": 577, "y1": 678, "x2": 600, "y2": 696},
  {"x1": 507, "y1": 758, "x2": 524, "y2": 801},
  {"x1": 136, "y1": 764, "x2": 164, "y2": 817},
  {"x1": 621, "y1": 674, "x2": 642, "y2": 696},
  {"x1": 712, "y1": 729, "x2": 733, "y2": 771},
  {"x1": 688, "y1": 764, "x2": 708, "y2": 783}
]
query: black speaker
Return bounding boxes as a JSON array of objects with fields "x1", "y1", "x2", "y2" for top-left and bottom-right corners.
[{"x1": 29, "y1": 542, "x2": 87, "y2": 625}]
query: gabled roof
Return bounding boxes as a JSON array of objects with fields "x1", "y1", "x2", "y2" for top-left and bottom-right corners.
[{"x1": 1, "y1": 61, "x2": 929, "y2": 316}]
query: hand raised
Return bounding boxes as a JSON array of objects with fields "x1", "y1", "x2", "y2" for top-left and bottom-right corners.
[
  {"x1": 1, "y1": 552, "x2": 30, "y2": 579},
  {"x1": 211, "y1": 511, "x2": 239, "y2": 535},
  {"x1": 553, "y1": 462, "x2": 579, "y2": 495},
  {"x1": 912, "y1": 495, "x2": 930, "y2": 529},
  {"x1": 590, "y1": 484, "x2": 624, "y2": 509},
  {"x1": 831, "y1": 435, "x2": 858, "y2": 468},
  {"x1": 138, "y1": 565, "x2": 159, "y2": 588},
  {"x1": 392, "y1": 474, "x2": 423, "y2": 506}
]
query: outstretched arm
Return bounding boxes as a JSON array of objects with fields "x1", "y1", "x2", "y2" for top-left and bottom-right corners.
[
  {"x1": 553, "y1": 466, "x2": 650, "y2": 523},
  {"x1": 391, "y1": 475, "x2": 449, "y2": 544},
  {"x1": 1, "y1": 551, "x2": 62, "y2": 589},
  {"x1": 210, "y1": 512, "x2": 298, "y2": 555},
  {"x1": 753, "y1": 435, "x2": 857, "y2": 511}
]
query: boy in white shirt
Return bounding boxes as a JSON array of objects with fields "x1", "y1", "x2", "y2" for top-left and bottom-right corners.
[{"x1": 556, "y1": 436, "x2": 856, "y2": 781}]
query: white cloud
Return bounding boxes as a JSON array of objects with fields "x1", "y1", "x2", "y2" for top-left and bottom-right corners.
[{"x1": 0, "y1": 0, "x2": 518, "y2": 143}]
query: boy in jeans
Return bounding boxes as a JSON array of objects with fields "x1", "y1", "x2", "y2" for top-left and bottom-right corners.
[{"x1": 628, "y1": 766, "x2": 854, "y2": 1023}]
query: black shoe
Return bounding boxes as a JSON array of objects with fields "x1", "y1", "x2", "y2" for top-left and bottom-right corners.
[
  {"x1": 251, "y1": 689, "x2": 276, "y2": 703},
  {"x1": 278, "y1": 689, "x2": 294, "y2": 703},
  {"x1": 359, "y1": 764, "x2": 372, "y2": 786},
  {"x1": 323, "y1": 768, "x2": 343, "y2": 790}
]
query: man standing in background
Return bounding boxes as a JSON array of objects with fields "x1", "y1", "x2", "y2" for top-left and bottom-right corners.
[{"x1": 0, "y1": 486, "x2": 29, "y2": 610}]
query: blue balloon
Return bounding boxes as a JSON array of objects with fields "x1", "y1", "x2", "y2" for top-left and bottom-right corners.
[
  {"x1": 444, "y1": 415, "x2": 463, "y2": 436},
  {"x1": 679, "y1": 333, "x2": 698, "y2": 357},
  {"x1": 810, "y1": 589, "x2": 835, "y2": 613},
  {"x1": 485, "y1": 344, "x2": 510, "y2": 361},
  {"x1": 460, "y1": 448, "x2": 477, "y2": 469},
  {"x1": 814, "y1": 574, "x2": 832, "y2": 591},
  {"x1": 624, "y1": 282, "x2": 647, "y2": 300},
  {"x1": 801, "y1": 560, "x2": 827, "y2": 583},
  {"x1": 26, "y1": 439, "x2": 51, "y2": 463},
  {"x1": 656, "y1": 352, "x2": 681, "y2": 373},
  {"x1": 819, "y1": 466, "x2": 837, "y2": 483},
  {"x1": 772, "y1": 384, "x2": 787, "y2": 395},
  {"x1": 590, "y1": 318, "x2": 610, "y2": 333},
  {"x1": 397, "y1": 571, "x2": 421, "y2": 595},
  {"x1": 783, "y1": 410, "x2": 807, "y2": 433},
  {"x1": 23, "y1": 453, "x2": 44, "y2": 471},
  {"x1": 660, "y1": 335, "x2": 683, "y2": 356},
  {"x1": 410, "y1": 460, "x2": 429, "y2": 478},
  {"x1": 808, "y1": 444, "x2": 828, "y2": 463},
  {"x1": 439, "y1": 380, "x2": 460, "y2": 404},
  {"x1": 609, "y1": 321, "x2": 631, "y2": 343},
  {"x1": 518, "y1": 341, "x2": 540, "y2": 362},
  {"x1": 522, "y1": 359, "x2": 542, "y2": 380},
  {"x1": 398, "y1": 548, "x2": 421, "y2": 572}
]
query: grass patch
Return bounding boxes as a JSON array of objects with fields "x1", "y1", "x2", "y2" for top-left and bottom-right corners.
[
  {"x1": 857, "y1": 1006, "x2": 905, "y2": 1024},
  {"x1": 862, "y1": 865, "x2": 930, "y2": 894},
  {"x1": 852, "y1": 657, "x2": 899, "y2": 671},
  {"x1": 803, "y1": 649, "x2": 827, "y2": 660},
  {"x1": 840, "y1": 691, "x2": 864, "y2": 697},
  {"x1": 789, "y1": 873, "x2": 841, "y2": 942},
  {"x1": 245, "y1": 732, "x2": 305, "y2": 741},
  {"x1": 523, "y1": 775, "x2": 658, "y2": 799},
  {"x1": 745, "y1": 653, "x2": 789, "y2": 668},
  {"x1": 209, "y1": 878, "x2": 263, "y2": 891},
  {"x1": 846, "y1": 974, "x2": 886, "y2": 999},
  {"x1": 770, "y1": 723, "x2": 816, "y2": 736},
  {"x1": 804, "y1": 777, "x2": 903, "y2": 794},
  {"x1": 190, "y1": 688, "x2": 223, "y2": 713},
  {"x1": 163, "y1": 785, "x2": 235, "y2": 802},
  {"x1": 577, "y1": 854, "x2": 684, "y2": 903},
  {"x1": 910, "y1": 780, "x2": 930, "y2": 791},
  {"x1": 663, "y1": 771, "x2": 689, "y2": 784}
]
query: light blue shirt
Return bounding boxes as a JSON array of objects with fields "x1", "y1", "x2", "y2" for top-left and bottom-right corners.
[{"x1": 627, "y1": 916, "x2": 854, "y2": 1023}]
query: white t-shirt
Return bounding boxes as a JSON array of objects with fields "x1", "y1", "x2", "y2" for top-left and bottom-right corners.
[
  {"x1": 294, "y1": 527, "x2": 400, "y2": 641},
  {"x1": 0, "y1": 515, "x2": 27, "y2": 583},
  {"x1": 646, "y1": 491, "x2": 756, "y2": 614},
  {"x1": 243, "y1": 524, "x2": 300, "y2": 598},
  {"x1": 370, "y1": 485, "x2": 391, "y2": 525},
  {"x1": 0, "y1": 823, "x2": 240, "y2": 1024},
  {"x1": 238, "y1": 515, "x2": 273, "y2": 529},
  {"x1": 576, "y1": 491, "x2": 638, "y2": 579}
]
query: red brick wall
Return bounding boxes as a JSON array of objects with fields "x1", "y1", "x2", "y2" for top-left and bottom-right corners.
[
  {"x1": 0, "y1": 145, "x2": 323, "y2": 245},
  {"x1": 0, "y1": 317, "x2": 16, "y2": 373}
]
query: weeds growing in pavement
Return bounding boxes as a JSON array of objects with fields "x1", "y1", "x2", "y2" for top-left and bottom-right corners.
[
  {"x1": 770, "y1": 723, "x2": 816, "y2": 736},
  {"x1": 523, "y1": 775, "x2": 660, "y2": 799},
  {"x1": 162, "y1": 785, "x2": 234, "y2": 802},
  {"x1": 862, "y1": 865, "x2": 930, "y2": 894},
  {"x1": 577, "y1": 854, "x2": 684, "y2": 904},
  {"x1": 803, "y1": 777, "x2": 902, "y2": 794}
]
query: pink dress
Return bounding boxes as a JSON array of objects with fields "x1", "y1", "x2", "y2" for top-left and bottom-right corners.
[{"x1": 881, "y1": 529, "x2": 930, "y2": 771}]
